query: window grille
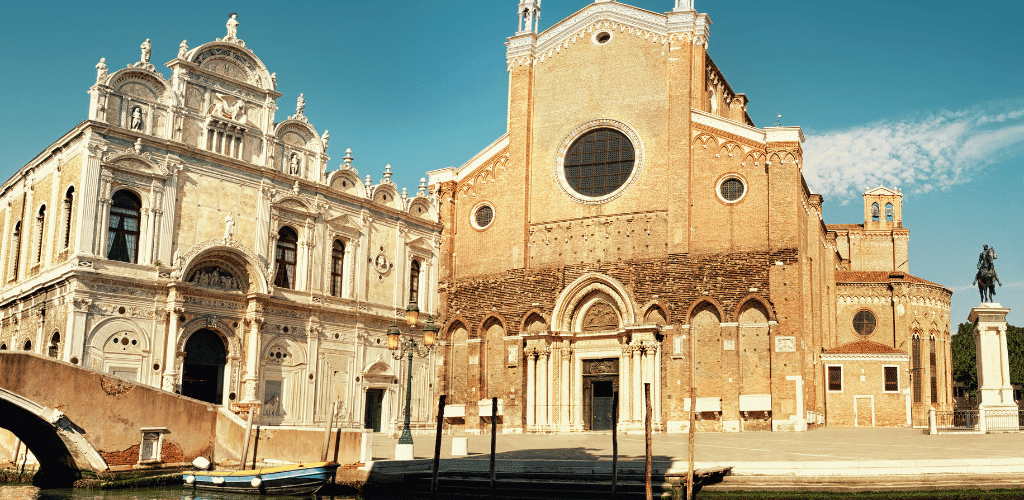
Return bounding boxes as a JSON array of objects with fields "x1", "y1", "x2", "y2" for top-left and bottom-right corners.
[
  {"x1": 929, "y1": 337, "x2": 937, "y2": 402},
  {"x1": 827, "y1": 366, "x2": 842, "y2": 391},
  {"x1": 720, "y1": 178, "x2": 745, "y2": 202},
  {"x1": 474, "y1": 205, "x2": 494, "y2": 228},
  {"x1": 912, "y1": 335, "x2": 922, "y2": 403},
  {"x1": 853, "y1": 310, "x2": 876, "y2": 337},
  {"x1": 884, "y1": 366, "x2": 898, "y2": 392},
  {"x1": 564, "y1": 128, "x2": 635, "y2": 197}
]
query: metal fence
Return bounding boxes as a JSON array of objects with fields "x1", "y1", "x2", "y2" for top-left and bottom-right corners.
[
  {"x1": 985, "y1": 409, "x2": 1024, "y2": 432},
  {"x1": 934, "y1": 409, "x2": 980, "y2": 433}
]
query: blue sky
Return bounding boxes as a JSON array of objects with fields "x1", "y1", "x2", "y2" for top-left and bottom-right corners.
[{"x1": 1, "y1": 0, "x2": 1021, "y2": 326}]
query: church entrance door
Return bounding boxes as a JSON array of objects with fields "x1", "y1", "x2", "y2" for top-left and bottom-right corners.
[
  {"x1": 364, "y1": 389, "x2": 384, "y2": 432},
  {"x1": 181, "y1": 329, "x2": 226, "y2": 405},
  {"x1": 582, "y1": 358, "x2": 619, "y2": 431}
]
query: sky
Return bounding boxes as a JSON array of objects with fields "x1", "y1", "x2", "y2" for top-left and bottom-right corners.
[{"x1": 1, "y1": 0, "x2": 1021, "y2": 327}]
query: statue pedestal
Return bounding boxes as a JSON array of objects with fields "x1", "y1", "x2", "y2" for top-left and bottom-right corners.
[{"x1": 968, "y1": 304, "x2": 1016, "y2": 410}]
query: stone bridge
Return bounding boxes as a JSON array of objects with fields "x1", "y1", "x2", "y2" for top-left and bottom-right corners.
[{"x1": 0, "y1": 352, "x2": 225, "y2": 487}]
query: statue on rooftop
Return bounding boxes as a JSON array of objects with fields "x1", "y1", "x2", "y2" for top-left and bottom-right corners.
[
  {"x1": 973, "y1": 244, "x2": 1002, "y2": 303},
  {"x1": 95, "y1": 58, "x2": 108, "y2": 84},
  {"x1": 296, "y1": 93, "x2": 305, "y2": 116},
  {"x1": 322, "y1": 130, "x2": 329, "y2": 151},
  {"x1": 178, "y1": 40, "x2": 188, "y2": 59},
  {"x1": 140, "y1": 39, "x2": 151, "y2": 64},
  {"x1": 226, "y1": 13, "x2": 239, "y2": 41}
]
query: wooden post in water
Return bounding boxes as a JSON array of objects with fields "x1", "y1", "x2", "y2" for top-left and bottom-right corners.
[
  {"x1": 321, "y1": 401, "x2": 338, "y2": 462},
  {"x1": 490, "y1": 397, "x2": 498, "y2": 496},
  {"x1": 645, "y1": 383, "x2": 652, "y2": 500},
  {"x1": 431, "y1": 395, "x2": 446, "y2": 496},
  {"x1": 612, "y1": 392, "x2": 619, "y2": 500},
  {"x1": 239, "y1": 406, "x2": 255, "y2": 470},
  {"x1": 687, "y1": 328, "x2": 697, "y2": 500}
]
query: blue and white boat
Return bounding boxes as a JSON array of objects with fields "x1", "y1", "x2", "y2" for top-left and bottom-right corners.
[{"x1": 183, "y1": 461, "x2": 340, "y2": 495}]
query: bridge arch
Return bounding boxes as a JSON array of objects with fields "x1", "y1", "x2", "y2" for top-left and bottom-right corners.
[{"x1": 0, "y1": 388, "x2": 107, "y2": 487}]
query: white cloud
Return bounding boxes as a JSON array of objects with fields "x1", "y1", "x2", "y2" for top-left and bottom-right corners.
[{"x1": 802, "y1": 102, "x2": 1024, "y2": 202}]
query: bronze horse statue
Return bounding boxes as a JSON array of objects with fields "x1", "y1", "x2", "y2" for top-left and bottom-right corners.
[{"x1": 973, "y1": 245, "x2": 1002, "y2": 303}]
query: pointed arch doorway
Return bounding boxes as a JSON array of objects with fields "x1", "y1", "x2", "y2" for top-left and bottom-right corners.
[{"x1": 181, "y1": 329, "x2": 227, "y2": 404}]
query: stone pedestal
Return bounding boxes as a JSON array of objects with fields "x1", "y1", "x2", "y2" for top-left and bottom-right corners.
[
  {"x1": 968, "y1": 304, "x2": 1016, "y2": 410},
  {"x1": 451, "y1": 437, "x2": 468, "y2": 456},
  {"x1": 395, "y1": 443, "x2": 414, "y2": 461}
]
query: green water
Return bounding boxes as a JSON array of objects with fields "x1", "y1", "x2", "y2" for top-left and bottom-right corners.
[{"x1": 0, "y1": 487, "x2": 360, "y2": 500}]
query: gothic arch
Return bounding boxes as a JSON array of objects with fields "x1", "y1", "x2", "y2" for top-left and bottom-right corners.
[
  {"x1": 441, "y1": 317, "x2": 470, "y2": 342},
  {"x1": 733, "y1": 295, "x2": 775, "y2": 322},
  {"x1": 476, "y1": 313, "x2": 508, "y2": 339},
  {"x1": 640, "y1": 299, "x2": 672, "y2": 325},
  {"x1": 518, "y1": 307, "x2": 551, "y2": 335},
  {"x1": 551, "y1": 272, "x2": 636, "y2": 333},
  {"x1": 685, "y1": 297, "x2": 726, "y2": 324}
]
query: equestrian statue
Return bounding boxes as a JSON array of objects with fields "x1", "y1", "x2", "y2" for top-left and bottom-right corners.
[{"x1": 973, "y1": 244, "x2": 1002, "y2": 303}]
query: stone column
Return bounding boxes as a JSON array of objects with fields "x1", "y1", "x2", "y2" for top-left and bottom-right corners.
[
  {"x1": 537, "y1": 346, "x2": 549, "y2": 427},
  {"x1": 620, "y1": 344, "x2": 631, "y2": 424},
  {"x1": 632, "y1": 344, "x2": 642, "y2": 422},
  {"x1": 572, "y1": 353, "x2": 584, "y2": 430},
  {"x1": 969, "y1": 305, "x2": 1015, "y2": 410},
  {"x1": 560, "y1": 342, "x2": 571, "y2": 431},
  {"x1": 77, "y1": 141, "x2": 104, "y2": 257},
  {"x1": 241, "y1": 314, "x2": 264, "y2": 404},
  {"x1": 525, "y1": 347, "x2": 536, "y2": 428},
  {"x1": 162, "y1": 305, "x2": 184, "y2": 391},
  {"x1": 95, "y1": 173, "x2": 113, "y2": 258}
]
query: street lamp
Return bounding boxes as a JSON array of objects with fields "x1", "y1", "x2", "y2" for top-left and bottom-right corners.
[{"x1": 387, "y1": 301, "x2": 438, "y2": 461}]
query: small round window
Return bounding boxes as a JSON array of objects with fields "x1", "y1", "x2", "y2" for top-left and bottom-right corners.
[
  {"x1": 718, "y1": 177, "x2": 746, "y2": 203},
  {"x1": 594, "y1": 31, "x2": 612, "y2": 45},
  {"x1": 472, "y1": 204, "x2": 494, "y2": 230},
  {"x1": 853, "y1": 310, "x2": 876, "y2": 337}
]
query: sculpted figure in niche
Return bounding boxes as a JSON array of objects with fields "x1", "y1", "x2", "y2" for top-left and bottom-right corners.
[
  {"x1": 289, "y1": 154, "x2": 300, "y2": 175},
  {"x1": 178, "y1": 40, "x2": 188, "y2": 59},
  {"x1": 95, "y1": 58, "x2": 108, "y2": 84},
  {"x1": 130, "y1": 107, "x2": 144, "y2": 131},
  {"x1": 140, "y1": 39, "x2": 151, "y2": 63},
  {"x1": 226, "y1": 13, "x2": 239, "y2": 41}
]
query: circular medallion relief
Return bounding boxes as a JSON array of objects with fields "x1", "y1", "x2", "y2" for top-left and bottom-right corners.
[{"x1": 554, "y1": 120, "x2": 644, "y2": 204}]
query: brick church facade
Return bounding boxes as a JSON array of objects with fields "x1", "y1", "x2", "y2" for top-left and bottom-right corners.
[{"x1": 428, "y1": 0, "x2": 953, "y2": 433}]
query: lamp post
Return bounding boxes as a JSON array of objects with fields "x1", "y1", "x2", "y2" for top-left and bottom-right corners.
[{"x1": 387, "y1": 302, "x2": 438, "y2": 461}]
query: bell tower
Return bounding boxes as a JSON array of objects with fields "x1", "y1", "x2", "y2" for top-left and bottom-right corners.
[
  {"x1": 863, "y1": 186, "x2": 902, "y2": 229},
  {"x1": 517, "y1": 0, "x2": 541, "y2": 34}
]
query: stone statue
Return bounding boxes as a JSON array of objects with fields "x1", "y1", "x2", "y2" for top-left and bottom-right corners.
[
  {"x1": 973, "y1": 244, "x2": 1003, "y2": 303},
  {"x1": 289, "y1": 154, "x2": 300, "y2": 175},
  {"x1": 130, "y1": 107, "x2": 143, "y2": 131},
  {"x1": 140, "y1": 39, "x2": 151, "y2": 63},
  {"x1": 173, "y1": 249, "x2": 182, "y2": 268},
  {"x1": 178, "y1": 40, "x2": 188, "y2": 59},
  {"x1": 223, "y1": 213, "x2": 235, "y2": 241},
  {"x1": 321, "y1": 130, "x2": 329, "y2": 151},
  {"x1": 95, "y1": 58, "x2": 108, "y2": 83},
  {"x1": 226, "y1": 13, "x2": 239, "y2": 41},
  {"x1": 270, "y1": 72, "x2": 277, "y2": 90},
  {"x1": 296, "y1": 93, "x2": 305, "y2": 116}
]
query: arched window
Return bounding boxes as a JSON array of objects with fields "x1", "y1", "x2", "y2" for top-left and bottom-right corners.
[
  {"x1": 871, "y1": 202, "x2": 880, "y2": 221},
  {"x1": 911, "y1": 334, "x2": 922, "y2": 403},
  {"x1": 274, "y1": 227, "x2": 298, "y2": 289},
  {"x1": 23, "y1": 340, "x2": 32, "y2": 351},
  {"x1": 408, "y1": 259, "x2": 421, "y2": 306},
  {"x1": 107, "y1": 190, "x2": 141, "y2": 263},
  {"x1": 929, "y1": 336, "x2": 937, "y2": 403},
  {"x1": 62, "y1": 187, "x2": 74, "y2": 249},
  {"x1": 0, "y1": 343, "x2": 7, "y2": 350},
  {"x1": 9, "y1": 221, "x2": 21, "y2": 280},
  {"x1": 885, "y1": 203, "x2": 894, "y2": 222},
  {"x1": 35, "y1": 205, "x2": 46, "y2": 264},
  {"x1": 330, "y1": 239, "x2": 344, "y2": 297},
  {"x1": 48, "y1": 331, "x2": 60, "y2": 358}
]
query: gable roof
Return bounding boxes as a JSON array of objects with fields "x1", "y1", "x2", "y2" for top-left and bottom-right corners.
[{"x1": 826, "y1": 339, "x2": 906, "y2": 355}]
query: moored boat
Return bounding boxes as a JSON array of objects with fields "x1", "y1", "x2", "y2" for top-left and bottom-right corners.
[{"x1": 183, "y1": 461, "x2": 340, "y2": 495}]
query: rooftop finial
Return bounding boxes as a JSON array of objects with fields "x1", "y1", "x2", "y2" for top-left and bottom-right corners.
[
  {"x1": 674, "y1": 0, "x2": 695, "y2": 11},
  {"x1": 383, "y1": 164, "x2": 393, "y2": 180},
  {"x1": 516, "y1": 0, "x2": 541, "y2": 34},
  {"x1": 775, "y1": 114, "x2": 782, "y2": 127},
  {"x1": 418, "y1": 178, "x2": 427, "y2": 196},
  {"x1": 343, "y1": 148, "x2": 353, "y2": 166}
]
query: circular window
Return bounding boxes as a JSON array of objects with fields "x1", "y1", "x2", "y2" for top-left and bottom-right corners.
[
  {"x1": 717, "y1": 176, "x2": 747, "y2": 203},
  {"x1": 594, "y1": 31, "x2": 612, "y2": 44},
  {"x1": 853, "y1": 310, "x2": 876, "y2": 337},
  {"x1": 472, "y1": 204, "x2": 494, "y2": 230},
  {"x1": 565, "y1": 128, "x2": 634, "y2": 197}
]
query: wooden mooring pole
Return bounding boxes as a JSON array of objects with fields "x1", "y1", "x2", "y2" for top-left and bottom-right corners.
[
  {"x1": 431, "y1": 395, "x2": 446, "y2": 496},
  {"x1": 612, "y1": 392, "x2": 619, "y2": 500},
  {"x1": 645, "y1": 383, "x2": 652, "y2": 500},
  {"x1": 321, "y1": 401, "x2": 338, "y2": 462},
  {"x1": 490, "y1": 397, "x2": 498, "y2": 496},
  {"x1": 239, "y1": 406, "x2": 254, "y2": 470}
]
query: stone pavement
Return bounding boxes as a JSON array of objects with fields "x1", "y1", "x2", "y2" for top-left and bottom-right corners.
[{"x1": 365, "y1": 428, "x2": 1024, "y2": 489}]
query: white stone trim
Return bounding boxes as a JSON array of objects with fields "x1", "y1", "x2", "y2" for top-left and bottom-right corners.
[{"x1": 691, "y1": 109, "x2": 765, "y2": 144}]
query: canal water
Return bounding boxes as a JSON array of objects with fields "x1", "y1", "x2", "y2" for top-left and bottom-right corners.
[{"x1": 0, "y1": 487, "x2": 361, "y2": 500}]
